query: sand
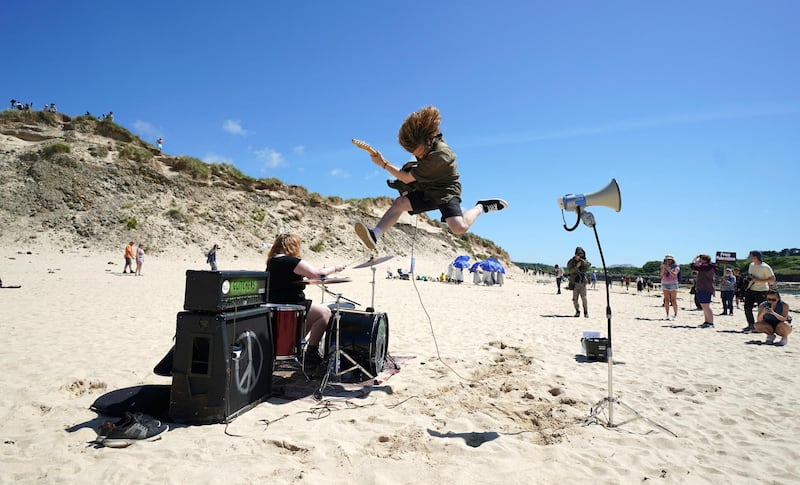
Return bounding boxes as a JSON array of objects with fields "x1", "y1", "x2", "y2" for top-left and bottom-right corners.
[{"x1": 1, "y1": 247, "x2": 799, "y2": 484}]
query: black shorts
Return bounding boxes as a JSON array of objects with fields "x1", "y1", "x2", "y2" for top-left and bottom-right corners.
[{"x1": 406, "y1": 193, "x2": 463, "y2": 222}]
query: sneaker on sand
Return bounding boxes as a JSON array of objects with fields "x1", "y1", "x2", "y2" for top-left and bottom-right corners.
[
  {"x1": 354, "y1": 222, "x2": 377, "y2": 250},
  {"x1": 477, "y1": 199, "x2": 509, "y2": 213},
  {"x1": 303, "y1": 345, "x2": 324, "y2": 371},
  {"x1": 775, "y1": 337, "x2": 788, "y2": 347},
  {"x1": 765, "y1": 334, "x2": 776, "y2": 345},
  {"x1": 698, "y1": 322, "x2": 714, "y2": 328},
  {"x1": 99, "y1": 412, "x2": 168, "y2": 448}
]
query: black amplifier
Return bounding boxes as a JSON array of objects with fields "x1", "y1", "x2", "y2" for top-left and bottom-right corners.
[
  {"x1": 184, "y1": 270, "x2": 269, "y2": 312},
  {"x1": 582, "y1": 337, "x2": 610, "y2": 362}
]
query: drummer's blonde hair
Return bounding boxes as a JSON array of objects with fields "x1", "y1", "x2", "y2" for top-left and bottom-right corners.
[
  {"x1": 398, "y1": 105, "x2": 441, "y2": 153},
  {"x1": 268, "y1": 233, "x2": 302, "y2": 260}
]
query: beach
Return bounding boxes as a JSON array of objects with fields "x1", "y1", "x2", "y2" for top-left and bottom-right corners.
[{"x1": 1, "y1": 248, "x2": 798, "y2": 484}]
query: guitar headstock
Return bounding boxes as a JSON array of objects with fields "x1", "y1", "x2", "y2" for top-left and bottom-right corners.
[{"x1": 351, "y1": 138, "x2": 377, "y2": 155}]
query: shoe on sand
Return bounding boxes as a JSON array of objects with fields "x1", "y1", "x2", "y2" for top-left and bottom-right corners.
[
  {"x1": 775, "y1": 337, "x2": 788, "y2": 347},
  {"x1": 765, "y1": 335, "x2": 776, "y2": 345},
  {"x1": 99, "y1": 412, "x2": 168, "y2": 448},
  {"x1": 477, "y1": 199, "x2": 509, "y2": 213},
  {"x1": 354, "y1": 222, "x2": 377, "y2": 250}
]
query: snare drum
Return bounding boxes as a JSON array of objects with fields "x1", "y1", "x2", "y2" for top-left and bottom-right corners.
[
  {"x1": 267, "y1": 303, "x2": 306, "y2": 360},
  {"x1": 325, "y1": 310, "x2": 389, "y2": 381}
]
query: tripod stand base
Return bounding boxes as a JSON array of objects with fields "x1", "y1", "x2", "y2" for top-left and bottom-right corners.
[{"x1": 584, "y1": 396, "x2": 677, "y2": 437}]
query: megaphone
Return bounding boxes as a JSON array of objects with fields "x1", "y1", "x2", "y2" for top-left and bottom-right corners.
[
  {"x1": 557, "y1": 178, "x2": 621, "y2": 212},
  {"x1": 558, "y1": 179, "x2": 621, "y2": 232}
]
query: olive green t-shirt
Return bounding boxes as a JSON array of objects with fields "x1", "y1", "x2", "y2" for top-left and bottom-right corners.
[{"x1": 408, "y1": 136, "x2": 462, "y2": 204}]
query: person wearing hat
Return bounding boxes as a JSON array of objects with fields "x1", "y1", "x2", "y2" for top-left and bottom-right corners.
[
  {"x1": 719, "y1": 267, "x2": 737, "y2": 316},
  {"x1": 742, "y1": 250, "x2": 776, "y2": 333},
  {"x1": 566, "y1": 246, "x2": 591, "y2": 317},
  {"x1": 354, "y1": 105, "x2": 508, "y2": 250},
  {"x1": 660, "y1": 254, "x2": 680, "y2": 320}
]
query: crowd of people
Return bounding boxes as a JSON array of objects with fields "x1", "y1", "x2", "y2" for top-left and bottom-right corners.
[{"x1": 550, "y1": 248, "x2": 792, "y2": 346}]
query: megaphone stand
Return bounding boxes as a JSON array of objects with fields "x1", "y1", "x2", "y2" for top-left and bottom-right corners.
[{"x1": 564, "y1": 207, "x2": 676, "y2": 437}]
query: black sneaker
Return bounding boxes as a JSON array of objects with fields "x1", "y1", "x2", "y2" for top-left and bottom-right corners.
[
  {"x1": 477, "y1": 198, "x2": 509, "y2": 213},
  {"x1": 303, "y1": 345, "x2": 324, "y2": 371},
  {"x1": 99, "y1": 412, "x2": 168, "y2": 448},
  {"x1": 699, "y1": 322, "x2": 715, "y2": 329},
  {"x1": 574, "y1": 311, "x2": 580, "y2": 317},
  {"x1": 354, "y1": 222, "x2": 377, "y2": 250},
  {"x1": 584, "y1": 312, "x2": 589, "y2": 318}
]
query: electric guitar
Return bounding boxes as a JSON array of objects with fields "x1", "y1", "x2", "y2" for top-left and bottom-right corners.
[{"x1": 351, "y1": 138, "x2": 418, "y2": 172}]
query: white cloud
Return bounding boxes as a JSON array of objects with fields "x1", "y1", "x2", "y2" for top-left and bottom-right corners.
[
  {"x1": 222, "y1": 119, "x2": 248, "y2": 136},
  {"x1": 293, "y1": 145, "x2": 305, "y2": 155},
  {"x1": 133, "y1": 120, "x2": 157, "y2": 137},
  {"x1": 330, "y1": 168, "x2": 350, "y2": 178},
  {"x1": 203, "y1": 153, "x2": 233, "y2": 165},
  {"x1": 255, "y1": 148, "x2": 285, "y2": 169}
]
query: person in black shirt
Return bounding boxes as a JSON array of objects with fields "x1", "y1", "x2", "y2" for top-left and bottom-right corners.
[{"x1": 266, "y1": 233, "x2": 346, "y2": 369}]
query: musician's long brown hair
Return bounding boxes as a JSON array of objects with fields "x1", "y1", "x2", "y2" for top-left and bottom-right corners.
[
  {"x1": 267, "y1": 233, "x2": 302, "y2": 260},
  {"x1": 398, "y1": 105, "x2": 441, "y2": 153}
]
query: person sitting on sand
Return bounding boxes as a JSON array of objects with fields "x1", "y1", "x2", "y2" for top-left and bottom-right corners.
[
  {"x1": 755, "y1": 290, "x2": 792, "y2": 346},
  {"x1": 354, "y1": 105, "x2": 508, "y2": 250},
  {"x1": 266, "y1": 233, "x2": 347, "y2": 370}
]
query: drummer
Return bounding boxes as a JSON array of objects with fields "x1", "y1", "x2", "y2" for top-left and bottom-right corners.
[{"x1": 266, "y1": 233, "x2": 347, "y2": 369}]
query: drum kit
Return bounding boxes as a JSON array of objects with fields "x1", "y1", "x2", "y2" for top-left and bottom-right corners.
[{"x1": 269, "y1": 253, "x2": 395, "y2": 398}]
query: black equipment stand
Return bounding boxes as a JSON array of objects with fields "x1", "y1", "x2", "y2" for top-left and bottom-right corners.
[
  {"x1": 314, "y1": 294, "x2": 375, "y2": 400},
  {"x1": 566, "y1": 208, "x2": 676, "y2": 436}
]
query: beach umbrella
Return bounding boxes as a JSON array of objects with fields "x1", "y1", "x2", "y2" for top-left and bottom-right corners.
[
  {"x1": 479, "y1": 257, "x2": 506, "y2": 273},
  {"x1": 452, "y1": 255, "x2": 471, "y2": 269}
]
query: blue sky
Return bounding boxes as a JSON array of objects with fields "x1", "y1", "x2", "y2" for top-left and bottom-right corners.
[{"x1": 3, "y1": 1, "x2": 799, "y2": 267}]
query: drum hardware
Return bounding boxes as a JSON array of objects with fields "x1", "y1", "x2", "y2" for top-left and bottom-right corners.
[
  {"x1": 352, "y1": 254, "x2": 393, "y2": 312},
  {"x1": 314, "y1": 293, "x2": 379, "y2": 400},
  {"x1": 294, "y1": 277, "x2": 351, "y2": 304}
]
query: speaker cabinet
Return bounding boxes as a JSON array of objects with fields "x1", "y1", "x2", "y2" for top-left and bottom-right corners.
[{"x1": 169, "y1": 306, "x2": 274, "y2": 424}]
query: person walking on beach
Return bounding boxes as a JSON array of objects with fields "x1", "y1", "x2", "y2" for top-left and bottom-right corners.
[
  {"x1": 554, "y1": 264, "x2": 564, "y2": 294},
  {"x1": 755, "y1": 290, "x2": 792, "y2": 346},
  {"x1": 590, "y1": 270, "x2": 597, "y2": 289},
  {"x1": 742, "y1": 250, "x2": 776, "y2": 333},
  {"x1": 733, "y1": 268, "x2": 745, "y2": 309},
  {"x1": 206, "y1": 244, "x2": 219, "y2": 271},
  {"x1": 719, "y1": 268, "x2": 736, "y2": 316},
  {"x1": 567, "y1": 247, "x2": 591, "y2": 317},
  {"x1": 661, "y1": 254, "x2": 680, "y2": 320},
  {"x1": 135, "y1": 243, "x2": 145, "y2": 276},
  {"x1": 691, "y1": 254, "x2": 717, "y2": 328},
  {"x1": 354, "y1": 106, "x2": 508, "y2": 250},
  {"x1": 123, "y1": 241, "x2": 135, "y2": 274}
]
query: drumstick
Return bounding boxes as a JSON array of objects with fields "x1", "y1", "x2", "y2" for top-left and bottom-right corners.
[{"x1": 352, "y1": 138, "x2": 378, "y2": 156}]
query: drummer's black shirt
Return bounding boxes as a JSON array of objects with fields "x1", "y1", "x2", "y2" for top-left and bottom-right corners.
[{"x1": 267, "y1": 255, "x2": 305, "y2": 304}]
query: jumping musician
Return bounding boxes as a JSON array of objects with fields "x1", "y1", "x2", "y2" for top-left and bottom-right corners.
[{"x1": 354, "y1": 105, "x2": 508, "y2": 250}]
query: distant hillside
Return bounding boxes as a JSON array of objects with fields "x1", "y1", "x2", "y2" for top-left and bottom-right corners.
[{"x1": 0, "y1": 110, "x2": 510, "y2": 265}]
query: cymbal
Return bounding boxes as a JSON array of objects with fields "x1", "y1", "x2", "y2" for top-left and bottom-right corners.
[
  {"x1": 296, "y1": 277, "x2": 352, "y2": 285},
  {"x1": 352, "y1": 254, "x2": 394, "y2": 269}
]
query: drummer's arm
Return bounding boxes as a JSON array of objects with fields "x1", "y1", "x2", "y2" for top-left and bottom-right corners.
[{"x1": 294, "y1": 260, "x2": 344, "y2": 279}]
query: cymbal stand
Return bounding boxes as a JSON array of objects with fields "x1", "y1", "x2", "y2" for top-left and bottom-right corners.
[
  {"x1": 368, "y1": 266, "x2": 377, "y2": 312},
  {"x1": 314, "y1": 293, "x2": 375, "y2": 400}
]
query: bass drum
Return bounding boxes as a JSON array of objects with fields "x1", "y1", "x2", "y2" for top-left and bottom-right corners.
[{"x1": 325, "y1": 310, "x2": 389, "y2": 382}]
